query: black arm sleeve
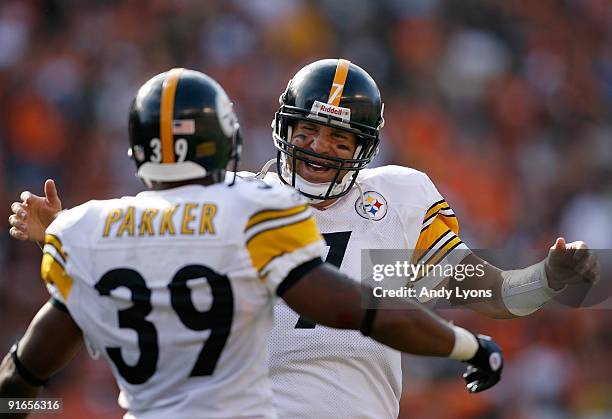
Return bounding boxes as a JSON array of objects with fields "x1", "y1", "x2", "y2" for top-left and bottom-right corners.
[{"x1": 276, "y1": 258, "x2": 324, "y2": 297}]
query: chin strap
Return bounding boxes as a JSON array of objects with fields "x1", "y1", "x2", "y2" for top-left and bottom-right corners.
[
  {"x1": 355, "y1": 180, "x2": 375, "y2": 224},
  {"x1": 257, "y1": 159, "x2": 276, "y2": 179}
]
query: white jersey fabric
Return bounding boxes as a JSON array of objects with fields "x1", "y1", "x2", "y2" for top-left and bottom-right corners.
[
  {"x1": 264, "y1": 165, "x2": 469, "y2": 419},
  {"x1": 40, "y1": 177, "x2": 326, "y2": 419}
]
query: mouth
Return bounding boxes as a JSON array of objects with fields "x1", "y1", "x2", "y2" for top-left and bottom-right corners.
[{"x1": 304, "y1": 161, "x2": 331, "y2": 173}]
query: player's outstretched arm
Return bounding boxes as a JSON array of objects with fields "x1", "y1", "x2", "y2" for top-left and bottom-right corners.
[
  {"x1": 8, "y1": 179, "x2": 62, "y2": 242},
  {"x1": 0, "y1": 301, "x2": 83, "y2": 416},
  {"x1": 280, "y1": 262, "x2": 503, "y2": 392},
  {"x1": 448, "y1": 237, "x2": 601, "y2": 318}
]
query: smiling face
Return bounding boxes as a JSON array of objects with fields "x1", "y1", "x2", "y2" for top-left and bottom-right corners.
[{"x1": 290, "y1": 120, "x2": 358, "y2": 184}]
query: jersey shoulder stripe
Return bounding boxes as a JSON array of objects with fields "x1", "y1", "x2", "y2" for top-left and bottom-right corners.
[
  {"x1": 412, "y1": 199, "x2": 462, "y2": 274},
  {"x1": 44, "y1": 233, "x2": 68, "y2": 262},
  {"x1": 41, "y1": 234, "x2": 74, "y2": 300},
  {"x1": 245, "y1": 204, "x2": 309, "y2": 232},
  {"x1": 246, "y1": 214, "x2": 322, "y2": 275},
  {"x1": 422, "y1": 200, "x2": 456, "y2": 229}
]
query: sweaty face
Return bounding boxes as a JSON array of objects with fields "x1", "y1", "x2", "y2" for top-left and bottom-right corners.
[{"x1": 290, "y1": 121, "x2": 357, "y2": 184}]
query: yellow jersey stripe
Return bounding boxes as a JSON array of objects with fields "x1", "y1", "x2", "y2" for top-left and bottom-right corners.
[
  {"x1": 412, "y1": 237, "x2": 463, "y2": 281},
  {"x1": 424, "y1": 200, "x2": 449, "y2": 222},
  {"x1": 245, "y1": 205, "x2": 308, "y2": 231},
  {"x1": 328, "y1": 59, "x2": 350, "y2": 106},
  {"x1": 247, "y1": 216, "x2": 322, "y2": 274},
  {"x1": 41, "y1": 253, "x2": 74, "y2": 300},
  {"x1": 416, "y1": 214, "x2": 459, "y2": 249},
  {"x1": 413, "y1": 228, "x2": 451, "y2": 264},
  {"x1": 423, "y1": 236, "x2": 462, "y2": 266},
  {"x1": 44, "y1": 234, "x2": 67, "y2": 262},
  {"x1": 160, "y1": 68, "x2": 183, "y2": 163}
]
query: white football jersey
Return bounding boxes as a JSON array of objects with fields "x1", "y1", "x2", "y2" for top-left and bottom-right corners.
[
  {"x1": 264, "y1": 165, "x2": 469, "y2": 419},
  {"x1": 40, "y1": 177, "x2": 326, "y2": 419}
]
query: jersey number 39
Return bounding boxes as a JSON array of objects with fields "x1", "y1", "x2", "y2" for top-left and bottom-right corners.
[{"x1": 95, "y1": 265, "x2": 233, "y2": 385}]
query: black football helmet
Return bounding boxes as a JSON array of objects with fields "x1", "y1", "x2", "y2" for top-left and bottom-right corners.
[
  {"x1": 272, "y1": 59, "x2": 384, "y2": 200},
  {"x1": 129, "y1": 68, "x2": 241, "y2": 185}
]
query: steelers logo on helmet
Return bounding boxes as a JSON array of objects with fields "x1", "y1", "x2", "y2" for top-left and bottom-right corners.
[
  {"x1": 273, "y1": 58, "x2": 384, "y2": 203},
  {"x1": 128, "y1": 68, "x2": 242, "y2": 186},
  {"x1": 133, "y1": 145, "x2": 145, "y2": 162},
  {"x1": 216, "y1": 90, "x2": 238, "y2": 138},
  {"x1": 355, "y1": 190, "x2": 388, "y2": 221}
]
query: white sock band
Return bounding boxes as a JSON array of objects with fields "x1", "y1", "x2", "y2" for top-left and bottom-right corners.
[{"x1": 449, "y1": 325, "x2": 479, "y2": 361}]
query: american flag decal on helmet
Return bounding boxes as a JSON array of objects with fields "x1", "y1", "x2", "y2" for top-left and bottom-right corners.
[{"x1": 173, "y1": 119, "x2": 195, "y2": 135}]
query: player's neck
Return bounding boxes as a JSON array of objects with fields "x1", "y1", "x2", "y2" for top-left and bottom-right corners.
[
  {"x1": 311, "y1": 197, "x2": 339, "y2": 210},
  {"x1": 149, "y1": 177, "x2": 217, "y2": 190}
]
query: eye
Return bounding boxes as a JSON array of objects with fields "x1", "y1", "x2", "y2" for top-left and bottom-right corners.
[{"x1": 336, "y1": 143, "x2": 351, "y2": 151}]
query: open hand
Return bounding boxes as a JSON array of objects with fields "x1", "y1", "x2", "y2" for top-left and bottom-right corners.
[{"x1": 8, "y1": 179, "x2": 62, "y2": 242}]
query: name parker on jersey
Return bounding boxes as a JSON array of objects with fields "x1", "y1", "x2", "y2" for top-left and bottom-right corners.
[
  {"x1": 102, "y1": 203, "x2": 218, "y2": 238},
  {"x1": 373, "y1": 286, "x2": 493, "y2": 300}
]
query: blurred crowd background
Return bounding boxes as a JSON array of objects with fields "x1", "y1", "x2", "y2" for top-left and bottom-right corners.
[{"x1": 0, "y1": 0, "x2": 610, "y2": 418}]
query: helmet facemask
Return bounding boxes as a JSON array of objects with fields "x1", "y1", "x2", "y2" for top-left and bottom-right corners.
[
  {"x1": 273, "y1": 104, "x2": 381, "y2": 202},
  {"x1": 271, "y1": 59, "x2": 384, "y2": 202}
]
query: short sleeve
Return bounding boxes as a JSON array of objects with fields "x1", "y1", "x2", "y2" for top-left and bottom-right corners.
[
  {"x1": 41, "y1": 232, "x2": 74, "y2": 303},
  {"x1": 410, "y1": 175, "x2": 470, "y2": 300},
  {"x1": 244, "y1": 203, "x2": 326, "y2": 294}
]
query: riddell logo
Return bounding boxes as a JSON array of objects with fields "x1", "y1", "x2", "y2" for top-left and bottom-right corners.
[
  {"x1": 319, "y1": 104, "x2": 343, "y2": 116},
  {"x1": 310, "y1": 100, "x2": 351, "y2": 123}
]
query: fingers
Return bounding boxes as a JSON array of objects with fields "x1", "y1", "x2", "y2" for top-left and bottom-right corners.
[
  {"x1": 9, "y1": 226, "x2": 28, "y2": 240},
  {"x1": 549, "y1": 240, "x2": 589, "y2": 268},
  {"x1": 20, "y1": 190, "x2": 46, "y2": 207},
  {"x1": 10, "y1": 202, "x2": 27, "y2": 219},
  {"x1": 20, "y1": 190, "x2": 32, "y2": 203},
  {"x1": 44, "y1": 179, "x2": 60, "y2": 206},
  {"x1": 562, "y1": 241, "x2": 597, "y2": 283},
  {"x1": 8, "y1": 213, "x2": 27, "y2": 230},
  {"x1": 551, "y1": 237, "x2": 566, "y2": 250},
  {"x1": 463, "y1": 366, "x2": 500, "y2": 393},
  {"x1": 576, "y1": 252, "x2": 600, "y2": 284}
]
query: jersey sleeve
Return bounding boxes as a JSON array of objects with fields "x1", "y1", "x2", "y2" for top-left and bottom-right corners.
[
  {"x1": 244, "y1": 197, "x2": 326, "y2": 295},
  {"x1": 410, "y1": 174, "x2": 470, "y2": 299},
  {"x1": 40, "y1": 203, "x2": 91, "y2": 304},
  {"x1": 41, "y1": 231, "x2": 74, "y2": 304}
]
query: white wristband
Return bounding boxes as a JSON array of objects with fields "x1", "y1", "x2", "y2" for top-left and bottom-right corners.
[
  {"x1": 449, "y1": 325, "x2": 479, "y2": 361},
  {"x1": 501, "y1": 260, "x2": 562, "y2": 316}
]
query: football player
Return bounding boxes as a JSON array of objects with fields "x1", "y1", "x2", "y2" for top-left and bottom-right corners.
[
  {"x1": 262, "y1": 59, "x2": 599, "y2": 418},
  {"x1": 2, "y1": 68, "x2": 504, "y2": 419}
]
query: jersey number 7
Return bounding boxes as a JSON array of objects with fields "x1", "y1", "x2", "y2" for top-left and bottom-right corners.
[{"x1": 295, "y1": 231, "x2": 352, "y2": 329}]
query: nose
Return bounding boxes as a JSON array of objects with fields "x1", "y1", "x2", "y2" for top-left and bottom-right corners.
[{"x1": 309, "y1": 133, "x2": 332, "y2": 154}]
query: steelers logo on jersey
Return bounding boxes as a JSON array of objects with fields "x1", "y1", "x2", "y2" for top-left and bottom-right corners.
[{"x1": 355, "y1": 191, "x2": 388, "y2": 221}]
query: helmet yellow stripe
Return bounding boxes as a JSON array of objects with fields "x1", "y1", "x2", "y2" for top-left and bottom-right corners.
[
  {"x1": 327, "y1": 59, "x2": 350, "y2": 106},
  {"x1": 160, "y1": 68, "x2": 184, "y2": 163}
]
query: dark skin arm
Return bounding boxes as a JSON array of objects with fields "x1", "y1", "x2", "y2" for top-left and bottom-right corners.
[
  {"x1": 282, "y1": 263, "x2": 455, "y2": 356},
  {"x1": 0, "y1": 302, "x2": 83, "y2": 418}
]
